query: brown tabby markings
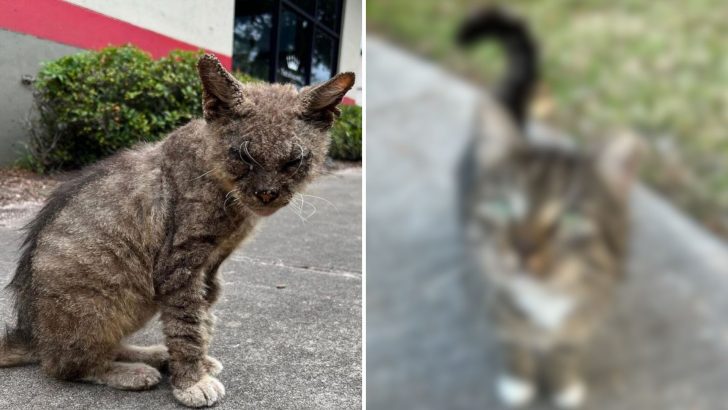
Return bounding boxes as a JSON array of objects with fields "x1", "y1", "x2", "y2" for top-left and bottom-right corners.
[
  {"x1": 463, "y1": 100, "x2": 641, "y2": 408},
  {"x1": 0, "y1": 54, "x2": 354, "y2": 408},
  {"x1": 457, "y1": 8, "x2": 642, "y2": 407}
]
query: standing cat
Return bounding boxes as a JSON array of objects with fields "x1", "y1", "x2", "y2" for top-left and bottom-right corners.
[
  {"x1": 458, "y1": 9, "x2": 640, "y2": 409},
  {"x1": 0, "y1": 54, "x2": 354, "y2": 408}
]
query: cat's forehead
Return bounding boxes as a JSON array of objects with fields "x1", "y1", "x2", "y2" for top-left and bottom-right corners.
[
  {"x1": 482, "y1": 147, "x2": 608, "y2": 216},
  {"x1": 225, "y1": 84, "x2": 314, "y2": 156},
  {"x1": 241, "y1": 83, "x2": 301, "y2": 110},
  {"x1": 497, "y1": 149, "x2": 594, "y2": 192}
]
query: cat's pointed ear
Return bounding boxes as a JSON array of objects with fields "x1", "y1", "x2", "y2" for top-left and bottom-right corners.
[
  {"x1": 197, "y1": 54, "x2": 244, "y2": 121},
  {"x1": 300, "y1": 72, "x2": 355, "y2": 128},
  {"x1": 598, "y1": 131, "x2": 644, "y2": 199},
  {"x1": 473, "y1": 99, "x2": 524, "y2": 168}
]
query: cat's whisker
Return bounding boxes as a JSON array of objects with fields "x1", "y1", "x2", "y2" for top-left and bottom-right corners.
[
  {"x1": 286, "y1": 194, "x2": 306, "y2": 223},
  {"x1": 299, "y1": 194, "x2": 338, "y2": 212},
  {"x1": 190, "y1": 167, "x2": 220, "y2": 181},
  {"x1": 294, "y1": 142, "x2": 305, "y2": 173},
  {"x1": 222, "y1": 189, "x2": 240, "y2": 217},
  {"x1": 237, "y1": 141, "x2": 250, "y2": 166},
  {"x1": 243, "y1": 141, "x2": 264, "y2": 168},
  {"x1": 290, "y1": 194, "x2": 303, "y2": 212},
  {"x1": 190, "y1": 167, "x2": 218, "y2": 181},
  {"x1": 300, "y1": 197, "x2": 317, "y2": 220},
  {"x1": 293, "y1": 193, "x2": 313, "y2": 222}
]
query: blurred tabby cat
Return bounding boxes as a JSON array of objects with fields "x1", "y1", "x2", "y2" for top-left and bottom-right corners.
[
  {"x1": 0, "y1": 54, "x2": 353, "y2": 408},
  {"x1": 458, "y1": 8, "x2": 640, "y2": 409}
]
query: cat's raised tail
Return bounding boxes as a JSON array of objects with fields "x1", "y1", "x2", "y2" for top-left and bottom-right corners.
[{"x1": 457, "y1": 7, "x2": 539, "y2": 127}]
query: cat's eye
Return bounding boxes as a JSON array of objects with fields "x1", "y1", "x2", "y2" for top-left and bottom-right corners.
[
  {"x1": 560, "y1": 212, "x2": 596, "y2": 239},
  {"x1": 228, "y1": 147, "x2": 253, "y2": 178},
  {"x1": 239, "y1": 148, "x2": 256, "y2": 166},
  {"x1": 229, "y1": 146, "x2": 256, "y2": 166},
  {"x1": 282, "y1": 157, "x2": 303, "y2": 173},
  {"x1": 476, "y1": 200, "x2": 512, "y2": 224}
]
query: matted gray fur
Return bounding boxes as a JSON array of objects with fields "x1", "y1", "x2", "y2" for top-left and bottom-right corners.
[{"x1": 0, "y1": 54, "x2": 354, "y2": 408}]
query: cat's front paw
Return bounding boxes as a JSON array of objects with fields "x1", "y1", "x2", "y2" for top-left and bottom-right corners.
[
  {"x1": 203, "y1": 355, "x2": 223, "y2": 376},
  {"x1": 553, "y1": 380, "x2": 586, "y2": 409},
  {"x1": 173, "y1": 375, "x2": 226, "y2": 408},
  {"x1": 496, "y1": 374, "x2": 535, "y2": 408}
]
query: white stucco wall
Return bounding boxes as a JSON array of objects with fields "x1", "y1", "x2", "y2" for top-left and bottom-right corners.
[
  {"x1": 339, "y1": 0, "x2": 362, "y2": 103},
  {"x1": 64, "y1": 0, "x2": 235, "y2": 55}
]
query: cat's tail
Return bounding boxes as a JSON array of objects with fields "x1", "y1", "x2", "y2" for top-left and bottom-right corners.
[
  {"x1": 0, "y1": 329, "x2": 36, "y2": 367},
  {"x1": 456, "y1": 7, "x2": 539, "y2": 127}
]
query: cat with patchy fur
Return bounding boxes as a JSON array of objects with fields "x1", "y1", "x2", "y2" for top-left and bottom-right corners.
[
  {"x1": 0, "y1": 54, "x2": 354, "y2": 408},
  {"x1": 458, "y1": 9, "x2": 640, "y2": 409}
]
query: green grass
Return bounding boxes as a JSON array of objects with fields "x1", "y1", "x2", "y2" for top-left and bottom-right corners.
[{"x1": 369, "y1": 0, "x2": 728, "y2": 235}]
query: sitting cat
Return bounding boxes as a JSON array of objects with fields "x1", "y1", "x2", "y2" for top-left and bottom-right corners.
[
  {"x1": 457, "y1": 8, "x2": 640, "y2": 409},
  {"x1": 0, "y1": 54, "x2": 354, "y2": 408}
]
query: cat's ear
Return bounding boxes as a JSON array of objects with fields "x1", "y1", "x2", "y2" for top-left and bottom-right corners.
[
  {"x1": 473, "y1": 100, "x2": 524, "y2": 168},
  {"x1": 598, "y1": 131, "x2": 644, "y2": 199},
  {"x1": 197, "y1": 54, "x2": 244, "y2": 121},
  {"x1": 300, "y1": 72, "x2": 355, "y2": 129}
]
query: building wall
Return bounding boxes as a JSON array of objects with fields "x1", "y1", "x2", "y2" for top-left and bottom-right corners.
[
  {"x1": 339, "y1": 0, "x2": 362, "y2": 104},
  {"x1": 0, "y1": 30, "x2": 82, "y2": 165},
  {"x1": 65, "y1": 0, "x2": 235, "y2": 56}
]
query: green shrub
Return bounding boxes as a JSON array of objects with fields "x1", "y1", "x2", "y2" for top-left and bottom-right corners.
[
  {"x1": 24, "y1": 45, "x2": 256, "y2": 172},
  {"x1": 329, "y1": 105, "x2": 362, "y2": 161}
]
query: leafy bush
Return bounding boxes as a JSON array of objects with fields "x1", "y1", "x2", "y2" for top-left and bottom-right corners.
[
  {"x1": 24, "y1": 45, "x2": 256, "y2": 172},
  {"x1": 329, "y1": 105, "x2": 362, "y2": 161}
]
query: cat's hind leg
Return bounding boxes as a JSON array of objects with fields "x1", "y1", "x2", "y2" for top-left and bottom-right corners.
[
  {"x1": 40, "y1": 345, "x2": 162, "y2": 391},
  {"x1": 34, "y1": 288, "x2": 162, "y2": 391},
  {"x1": 83, "y1": 361, "x2": 162, "y2": 391}
]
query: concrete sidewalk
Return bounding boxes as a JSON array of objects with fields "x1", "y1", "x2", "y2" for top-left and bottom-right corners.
[
  {"x1": 0, "y1": 170, "x2": 361, "y2": 409},
  {"x1": 366, "y1": 38, "x2": 728, "y2": 410}
]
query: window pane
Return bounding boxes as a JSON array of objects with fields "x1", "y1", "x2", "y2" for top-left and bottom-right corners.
[
  {"x1": 316, "y1": 0, "x2": 338, "y2": 30},
  {"x1": 291, "y1": 0, "x2": 315, "y2": 13},
  {"x1": 311, "y1": 30, "x2": 335, "y2": 83},
  {"x1": 277, "y1": 9, "x2": 312, "y2": 86},
  {"x1": 233, "y1": 0, "x2": 274, "y2": 80}
]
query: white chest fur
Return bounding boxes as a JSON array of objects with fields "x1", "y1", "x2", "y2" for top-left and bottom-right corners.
[{"x1": 505, "y1": 276, "x2": 576, "y2": 330}]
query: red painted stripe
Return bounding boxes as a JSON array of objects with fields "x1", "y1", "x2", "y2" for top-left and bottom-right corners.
[{"x1": 0, "y1": 0, "x2": 232, "y2": 68}]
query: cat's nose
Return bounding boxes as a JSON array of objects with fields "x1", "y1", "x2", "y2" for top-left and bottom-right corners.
[
  {"x1": 255, "y1": 189, "x2": 279, "y2": 204},
  {"x1": 513, "y1": 236, "x2": 536, "y2": 258}
]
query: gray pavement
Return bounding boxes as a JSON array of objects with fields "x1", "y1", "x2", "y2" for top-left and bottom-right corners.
[
  {"x1": 366, "y1": 38, "x2": 728, "y2": 410},
  {"x1": 0, "y1": 170, "x2": 361, "y2": 409}
]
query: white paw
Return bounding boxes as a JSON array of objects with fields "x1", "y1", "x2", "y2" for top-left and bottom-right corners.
[
  {"x1": 553, "y1": 381, "x2": 586, "y2": 409},
  {"x1": 204, "y1": 355, "x2": 223, "y2": 376},
  {"x1": 173, "y1": 375, "x2": 226, "y2": 408},
  {"x1": 497, "y1": 374, "x2": 535, "y2": 408}
]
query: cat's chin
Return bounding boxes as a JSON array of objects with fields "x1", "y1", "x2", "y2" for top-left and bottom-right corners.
[{"x1": 249, "y1": 206, "x2": 281, "y2": 217}]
